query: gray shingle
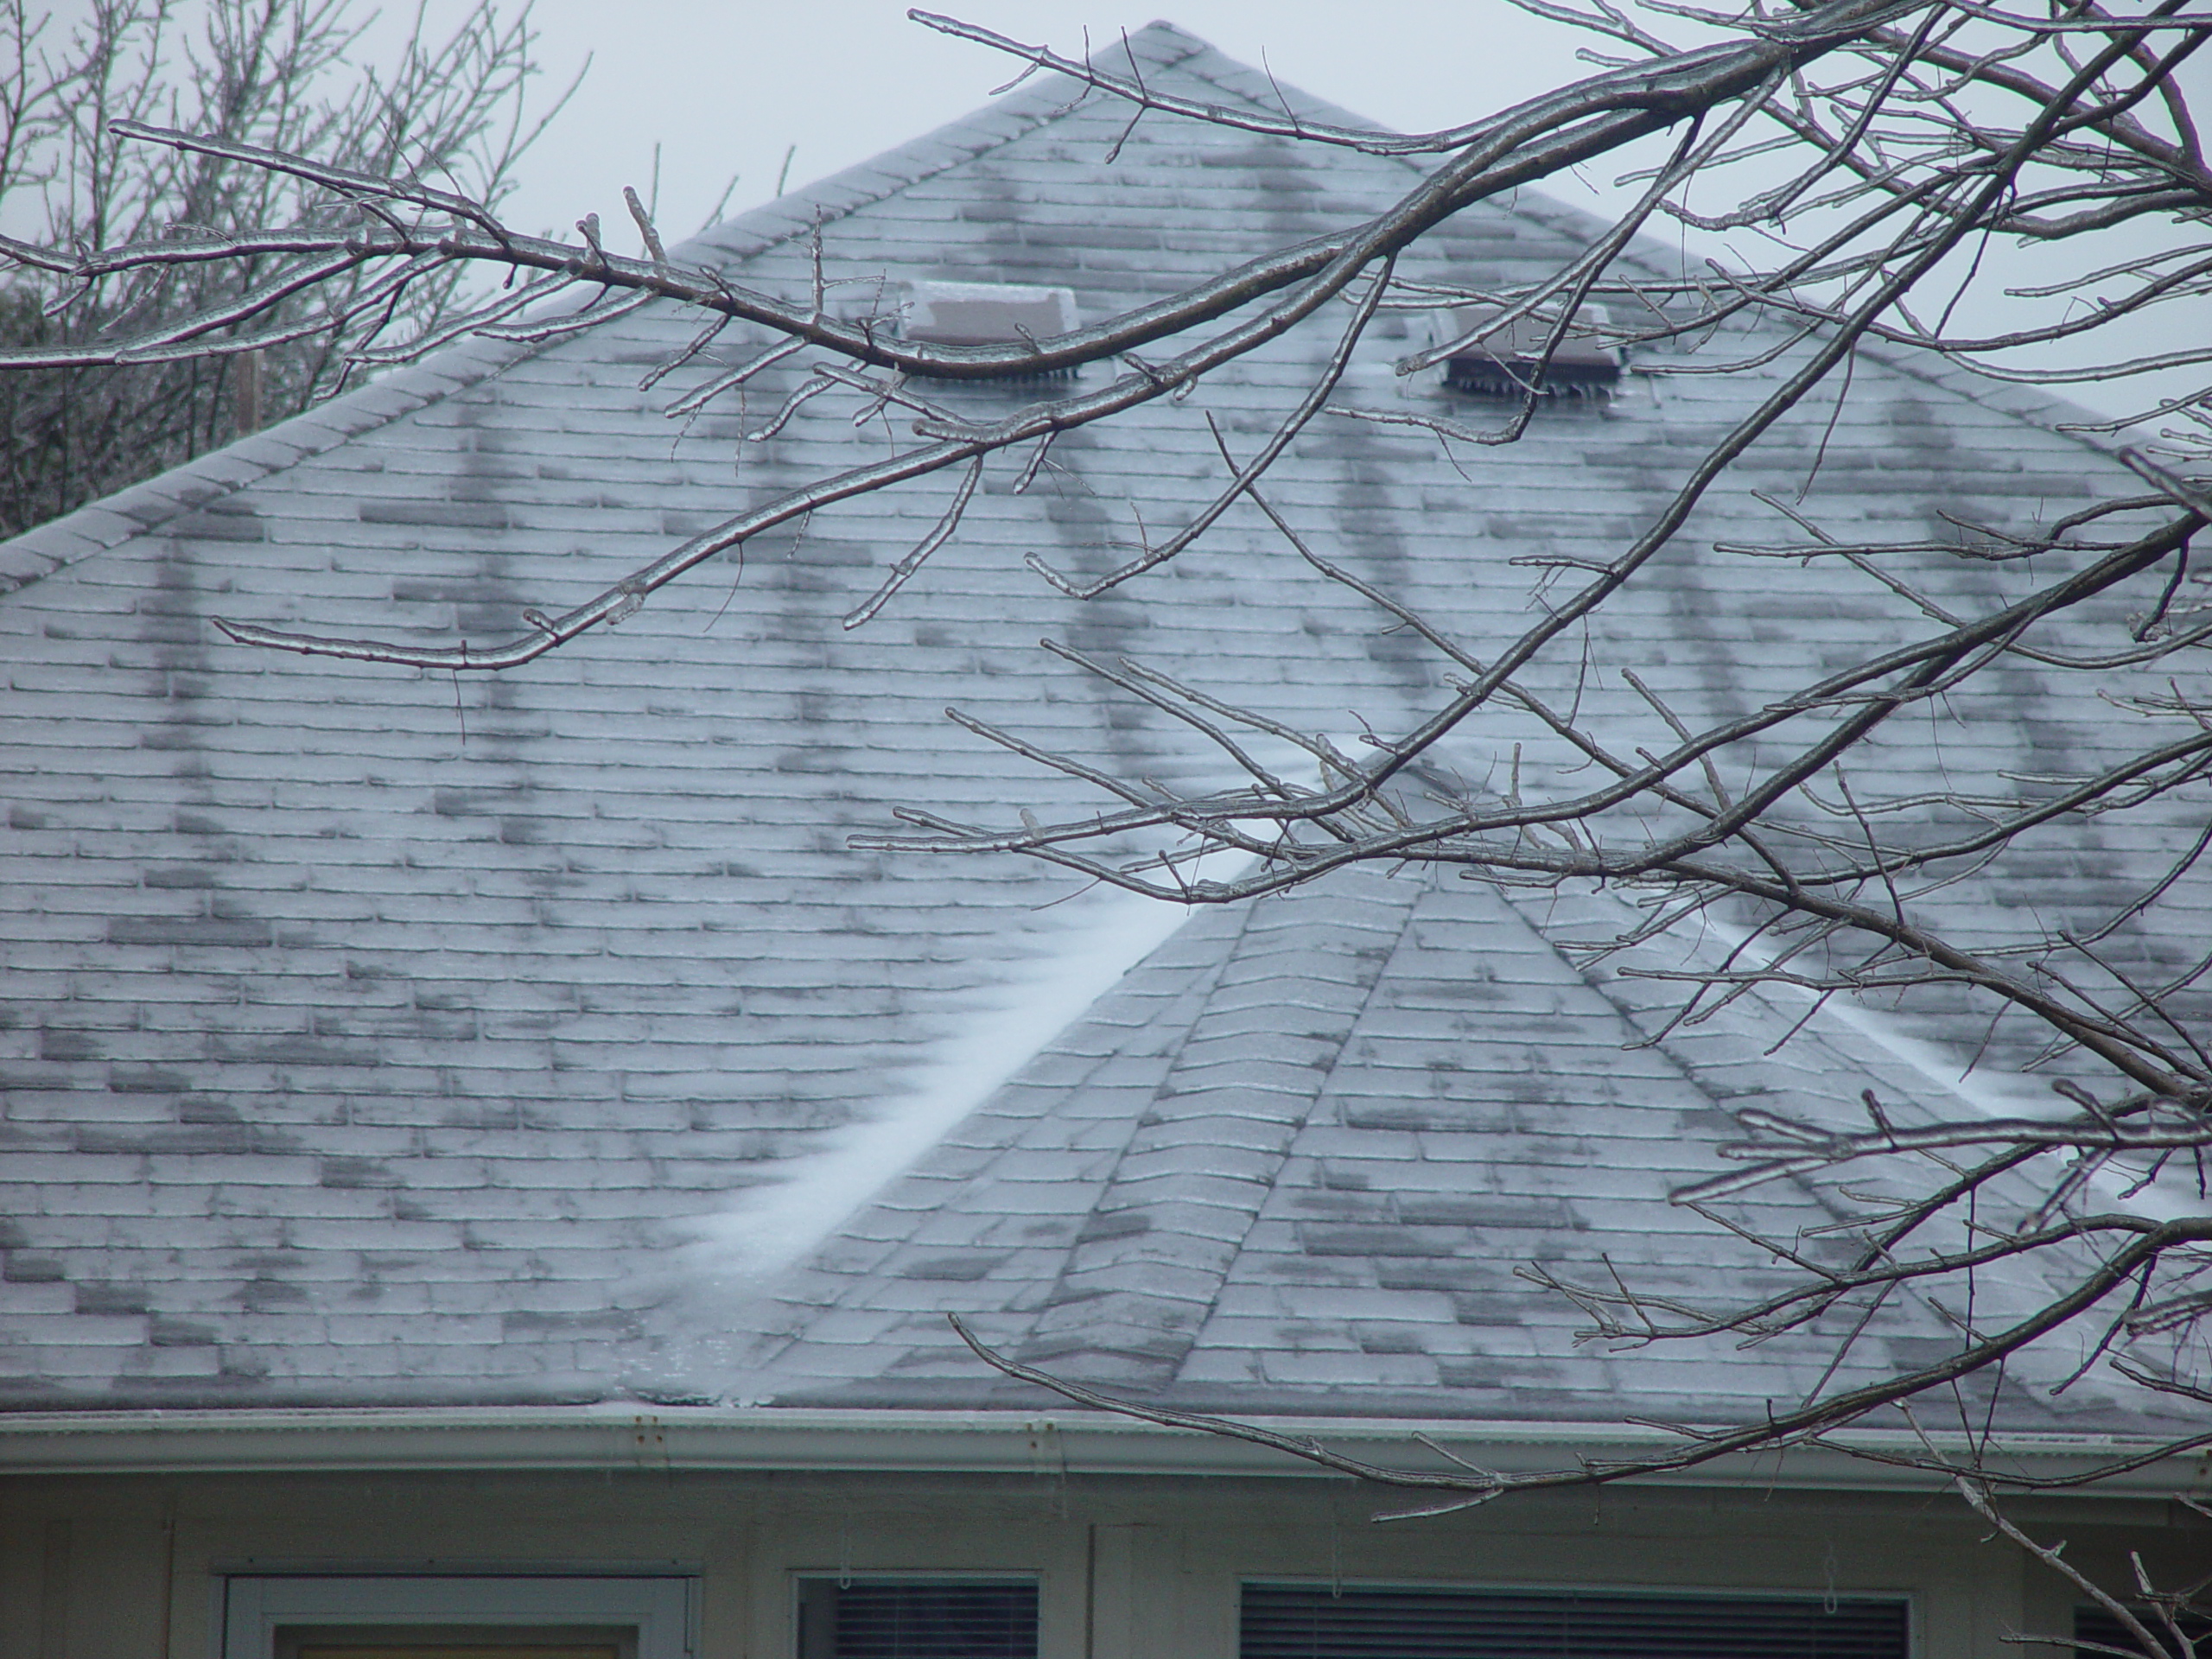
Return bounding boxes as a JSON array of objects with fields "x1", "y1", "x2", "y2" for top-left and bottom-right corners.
[{"x1": 0, "y1": 24, "x2": 2197, "y2": 1434}]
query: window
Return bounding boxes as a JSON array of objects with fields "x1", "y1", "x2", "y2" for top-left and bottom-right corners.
[
  {"x1": 220, "y1": 1576, "x2": 694, "y2": 1659},
  {"x1": 795, "y1": 1576, "x2": 1039, "y2": 1659},
  {"x1": 2076, "y1": 1604, "x2": 2212, "y2": 1658},
  {"x1": 1240, "y1": 1584, "x2": 1909, "y2": 1659}
]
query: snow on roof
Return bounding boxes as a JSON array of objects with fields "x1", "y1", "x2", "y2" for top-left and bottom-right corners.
[
  {"x1": 685, "y1": 882, "x2": 1212, "y2": 1282},
  {"x1": 0, "y1": 22, "x2": 2198, "y2": 1431}
]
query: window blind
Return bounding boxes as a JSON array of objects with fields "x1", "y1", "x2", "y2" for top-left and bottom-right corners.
[
  {"x1": 796, "y1": 1579, "x2": 1038, "y2": 1659},
  {"x1": 2076, "y1": 1603, "x2": 2212, "y2": 1658},
  {"x1": 1240, "y1": 1584, "x2": 1910, "y2": 1659}
]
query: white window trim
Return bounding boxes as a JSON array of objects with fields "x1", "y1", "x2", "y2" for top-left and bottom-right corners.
[{"x1": 219, "y1": 1574, "x2": 694, "y2": 1659}]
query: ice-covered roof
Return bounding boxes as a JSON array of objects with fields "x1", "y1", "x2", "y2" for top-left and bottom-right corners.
[
  {"x1": 664, "y1": 866, "x2": 2182, "y2": 1438},
  {"x1": 0, "y1": 23, "x2": 2198, "y2": 1433}
]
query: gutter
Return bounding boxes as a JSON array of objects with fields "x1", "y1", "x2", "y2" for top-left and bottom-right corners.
[{"x1": 1, "y1": 1406, "x2": 2204, "y2": 1496}]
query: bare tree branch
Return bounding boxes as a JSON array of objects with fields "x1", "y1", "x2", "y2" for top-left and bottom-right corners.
[{"x1": 8, "y1": 0, "x2": 2210, "y2": 1539}]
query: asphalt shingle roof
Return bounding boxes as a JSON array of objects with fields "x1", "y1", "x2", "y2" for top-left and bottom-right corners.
[
  {"x1": 696, "y1": 866, "x2": 2180, "y2": 1434},
  {"x1": 0, "y1": 23, "x2": 2200, "y2": 1429}
]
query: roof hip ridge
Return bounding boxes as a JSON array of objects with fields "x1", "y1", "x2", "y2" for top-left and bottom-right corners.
[
  {"x1": 0, "y1": 330, "x2": 538, "y2": 601},
  {"x1": 1016, "y1": 869, "x2": 1433, "y2": 1389},
  {"x1": 680, "y1": 20, "x2": 1214, "y2": 270}
]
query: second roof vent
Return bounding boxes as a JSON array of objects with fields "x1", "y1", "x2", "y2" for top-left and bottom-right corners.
[{"x1": 1436, "y1": 303, "x2": 1622, "y2": 400}]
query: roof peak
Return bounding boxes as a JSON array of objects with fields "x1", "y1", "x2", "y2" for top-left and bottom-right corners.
[{"x1": 681, "y1": 17, "x2": 1372, "y2": 268}]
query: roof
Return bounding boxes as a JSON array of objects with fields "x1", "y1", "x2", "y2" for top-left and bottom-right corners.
[
  {"x1": 684, "y1": 865, "x2": 2187, "y2": 1439},
  {"x1": 0, "y1": 23, "x2": 2201, "y2": 1444}
]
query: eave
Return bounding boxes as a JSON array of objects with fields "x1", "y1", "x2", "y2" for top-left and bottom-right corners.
[{"x1": 0, "y1": 1405, "x2": 2203, "y2": 1499}]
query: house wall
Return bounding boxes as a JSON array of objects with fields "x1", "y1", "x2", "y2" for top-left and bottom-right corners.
[{"x1": 1, "y1": 1465, "x2": 2198, "y2": 1659}]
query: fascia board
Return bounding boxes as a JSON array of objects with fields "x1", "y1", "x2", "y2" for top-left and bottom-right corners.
[{"x1": 0, "y1": 1407, "x2": 2203, "y2": 1498}]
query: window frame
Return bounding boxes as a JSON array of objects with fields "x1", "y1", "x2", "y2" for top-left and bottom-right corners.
[{"x1": 218, "y1": 1574, "x2": 696, "y2": 1659}]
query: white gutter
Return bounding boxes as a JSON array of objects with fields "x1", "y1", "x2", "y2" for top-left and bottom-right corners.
[{"x1": 0, "y1": 1406, "x2": 2202, "y2": 1496}]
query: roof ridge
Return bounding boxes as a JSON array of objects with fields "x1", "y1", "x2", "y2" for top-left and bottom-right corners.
[
  {"x1": 1143, "y1": 29, "x2": 2145, "y2": 460},
  {"x1": 0, "y1": 21, "x2": 2138, "y2": 604},
  {"x1": 1000, "y1": 895, "x2": 1267, "y2": 1381},
  {"x1": 1014, "y1": 870, "x2": 1431, "y2": 1389},
  {"x1": 1498, "y1": 883, "x2": 2105, "y2": 1369},
  {"x1": 1153, "y1": 28, "x2": 2133, "y2": 454},
  {"x1": 677, "y1": 21, "x2": 1216, "y2": 269},
  {"x1": 1129, "y1": 23, "x2": 1395, "y2": 138}
]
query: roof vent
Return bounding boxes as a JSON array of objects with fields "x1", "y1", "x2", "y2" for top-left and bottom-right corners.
[
  {"x1": 1436, "y1": 303, "x2": 1621, "y2": 400},
  {"x1": 900, "y1": 281, "x2": 1080, "y2": 380}
]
